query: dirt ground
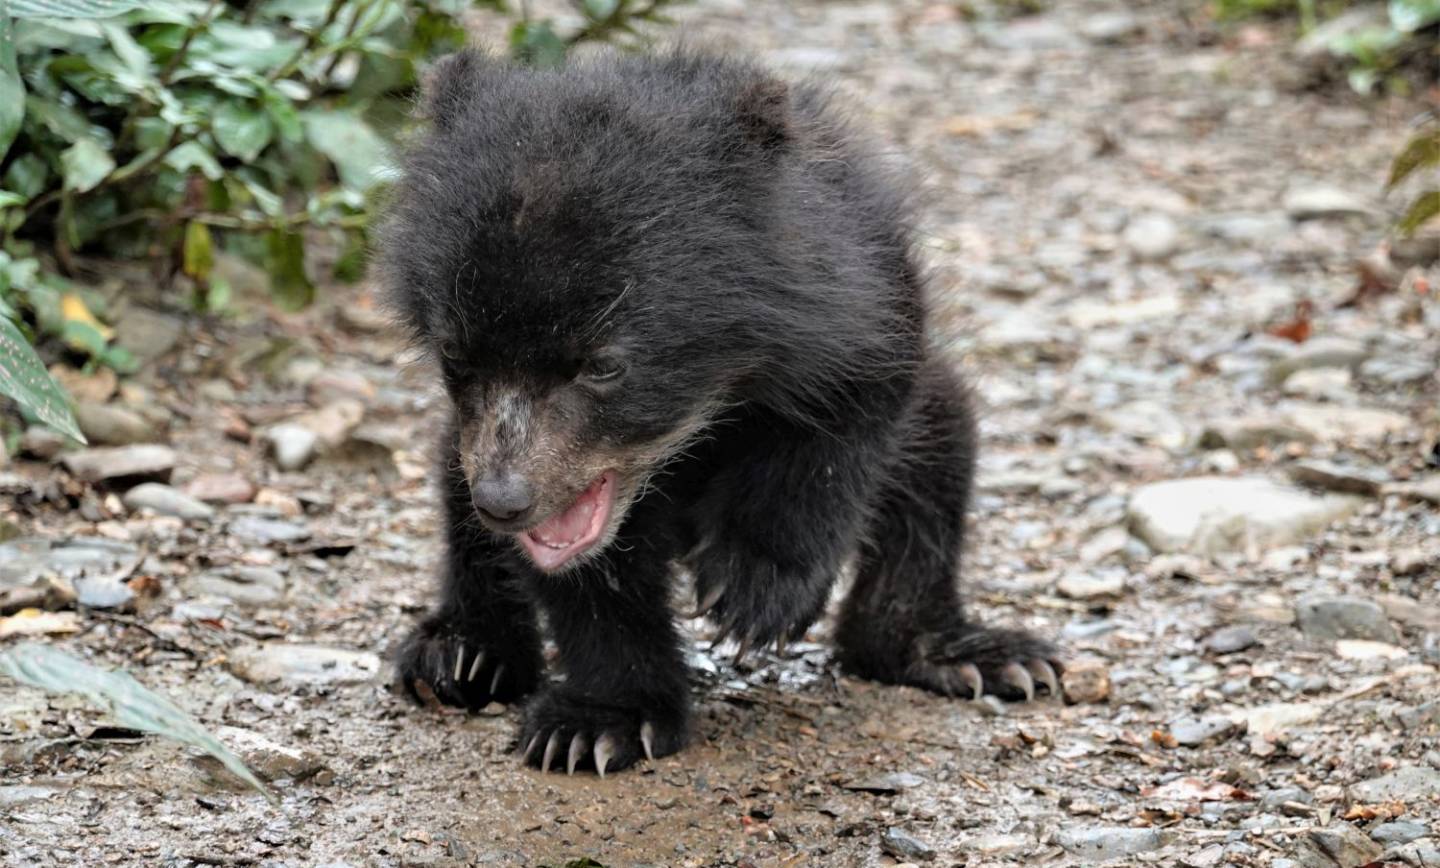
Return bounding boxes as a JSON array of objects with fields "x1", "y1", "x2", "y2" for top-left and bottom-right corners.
[{"x1": 3, "y1": 0, "x2": 1438, "y2": 865}]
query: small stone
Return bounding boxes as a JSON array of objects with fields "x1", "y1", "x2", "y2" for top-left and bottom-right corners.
[
  {"x1": 1369, "y1": 821, "x2": 1427, "y2": 845},
  {"x1": 1265, "y1": 337, "x2": 1371, "y2": 386},
  {"x1": 182, "y1": 473, "x2": 255, "y2": 505},
  {"x1": 1079, "y1": 11, "x2": 1141, "y2": 43},
  {"x1": 1350, "y1": 766, "x2": 1440, "y2": 802},
  {"x1": 1170, "y1": 715, "x2": 1241, "y2": 747},
  {"x1": 62, "y1": 445, "x2": 176, "y2": 486},
  {"x1": 19, "y1": 426, "x2": 69, "y2": 460},
  {"x1": 112, "y1": 307, "x2": 183, "y2": 364},
  {"x1": 74, "y1": 401, "x2": 156, "y2": 446},
  {"x1": 1359, "y1": 355, "x2": 1434, "y2": 386},
  {"x1": 960, "y1": 833, "x2": 1032, "y2": 858},
  {"x1": 1056, "y1": 827, "x2": 1168, "y2": 860},
  {"x1": 842, "y1": 772, "x2": 926, "y2": 794},
  {"x1": 227, "y1": 643, "x2": 381, "y2": 686},
  {"x1": 337, "y1": 303, "x2": 391, "y2": 334},
  {"x1": 73, "y1": 572, "x2": 135, "y2": 609},
  {"x1": 1295, "y1": 595, "x2": 1399, "y2": 643},
  {"x1": 1239, "y1": 702, "x2": 1323, "y2": 736},
  {"x1": 122, "y1": 483, "x2": 215, "y2": 521},
  {"x1": 307, "y1": 370, "x2": 376, "y2": 406},
  {"x1": 1286, "y1": 460, "x2": 1389, "y2": 496},
  {"x1": 1294, "y1": 825, "x2": 1382, "y2": 868},
  {"x1": 1205, "y1": 625, "x2": 1258, "y2": 654},
  {"x1": 187, "y1": 567, "x2": 285, "y2": 608},
  {"x1": 1197, "y1": 416, "x2": 1314, "y2": 451},
  {"x1": 265, "y1": 424, "x2": 320, "y2": 471},
  {"x1": 48, "y1": 365, "x2": 117, "y2": 403},
  {"x1": 0, "y1": 609, "x2": 82, "y2": 637},
  {"x1": 1261, "y1": 787, "x2": 1313, "y2": 810},
  {"x1": 1283, "y1": 184, "x2": 1372, "y2": 220},
  {"x1": 1062, "y1": 659, "x2": 1111, "y2": 704},
  {"x1": 1392, "y1": 548, "x2": 1434, "y2": 577},
  {"x1": 1284, "y1": 404, "x2": 1409, "y2": 445},
  {"x1": 1127, "y1": 477, "x2": 1363, "y2": 556},
  {"x1": 880, "y1": 827, "x2": 936, "y2": 862},
  {"x1": 1334, "y1": 639, "x2": 1407, "y2": 660},
  {"x1": 228, "y1": 515, "x2": 310, "y2": 545},
  {"x1": 1282, "y1": 367, "x2": 1353, "y2": 400},
  {"x1": 198, "y1": 726, "x2": 328, "y2": 785},
  {"x1": 1057, "y1": 570, "x2": 1125, "y2": 599},
  {"x1": 1123, "y1": 213, "x2": 1181, "y2": 260}
]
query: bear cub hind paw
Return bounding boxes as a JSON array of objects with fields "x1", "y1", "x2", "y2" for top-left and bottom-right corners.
[{"x1": 519, "y1": 688, "x2": 687, "y2": 777}]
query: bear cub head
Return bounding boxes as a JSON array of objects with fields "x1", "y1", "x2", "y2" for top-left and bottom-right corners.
[{"x1": 379, "y1": 51, "x2": 796, "y2": 573}]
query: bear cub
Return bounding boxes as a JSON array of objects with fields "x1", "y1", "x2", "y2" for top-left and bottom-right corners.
[{"x1": 380, "y1": 49, "x2": 1061, "y2": 776}]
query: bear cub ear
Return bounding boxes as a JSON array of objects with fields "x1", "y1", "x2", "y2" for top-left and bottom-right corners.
[
  {"x1": 733, "y1": 76, "x2": 791, "y2": 152},
  {"x1": 420, "y1": 49, "x2": 489, "y2": 131}
]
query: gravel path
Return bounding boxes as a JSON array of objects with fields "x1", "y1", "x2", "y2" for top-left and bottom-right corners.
[{"x1": 3, "y1": 0, "x2": 1437, "y2": 865}]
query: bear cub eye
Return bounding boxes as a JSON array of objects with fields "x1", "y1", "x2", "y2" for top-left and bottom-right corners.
[{"x1": 579, "y1": 353, "x2": 627, "y2": 384}]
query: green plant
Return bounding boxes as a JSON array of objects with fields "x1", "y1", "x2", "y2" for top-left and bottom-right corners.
[
  {"x1": 1388, "y1": 119, "x2": 1440, "y2": 236},
  {"x1": 0, "y1": 0, "x2": 676, "y2": 438}
]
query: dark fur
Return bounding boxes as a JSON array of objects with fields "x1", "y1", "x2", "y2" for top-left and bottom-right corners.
[{"x1": 379, "y1": 49, "x2": 1060, "y2": 775}]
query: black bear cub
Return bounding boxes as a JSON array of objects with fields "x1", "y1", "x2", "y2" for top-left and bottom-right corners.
[{"x1": 380, "y1": 49, "x2": 1061, "y2": 776}]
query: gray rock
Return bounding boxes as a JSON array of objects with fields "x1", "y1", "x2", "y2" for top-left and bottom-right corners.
[
  {"x1": 1198, "y1": 417, "x2": 1314, "y2": 451},
  {"x1": 1205, "y1": 625, "x2": 1258, "y2": 654},
  {"x1": 228, "y1": 515, "x2": 310, "y2": 545},
  {"x1": 1198, "y1": 212, "x2": 1291, "y2": 244},
  {"x1": 187, "y1": 567, "x2": 285, "y2": 608},
  {"x1": 1080, "y1": 11, "x2": 1141, "y2": 44},
  {"x1": 19, "y1": 426, "x2": 68, "y2": 460},
  {"x1": 1282, "y1": 367, "x2": 1353, "y2": 400},
  {"x1": 227, "y1": 643, "x2": 382, "y2": 686},
  {"x1": 1127, "y1": 477, "x2": 1364, "y2": 555},
  {"x1": 1260, "y1": 787, "x2": 1312, "y2": 810},
  {"x1": 1370, "y1": 821, "x2": 1427, "y2": 845},
  {"x1": 1283, "y1": 404, "x2": 1409, "y2": 445},
  {"x1": 1056, "y1": 827, "x2": 1169, "y2": 861},
  {"x1": 1057, "y1": 570, "x2": 1125, "y2": 599},
  {"x1": 1170, "y1": 715, "x2": 1241, "y2": 747},
  {"x1": 1286, "y1": 460, "x2": 1390, "y2": 496},
  {"x1": 74, "y1": 401, "x2": 155, "y2": 446},
  {"x1": 880, "y1": 828, "x2": 936, "y2": 862},
  {"x1": 1124, "y1": 214, "x2": 1181, "y2": 260},
  {"x1": 1295, "y1": 595, "x2": 1399, "y2": 643},
  {"x1": 265, "y1": 424, "x2": 320, "y2": 471},
  {"x1": 123, "y1": 483, "x2": 215, "y2": 521},
  {"x1": 1359, "y1": 355, "x2": 1435, "y2": 386},
  {"x1": 182, "y1": 473, "x2": 255, "y2": 505},
  {"x1": 1292, "y1": 824, "x2": 1382, "y2": 868},
  {"x1": 73, "y1": 571, "x2": 135, "y2": 609},
  {"x1": 112, "y1": 307, "x2": 183, "y2": 364},
  {"x1": 1283, "y1": 184, "x2": 1372, "y2": 220},
  {"x1": 1266, "y1": 337, "x2": 1370, "y2": 385},
  {"x1": 1350, "y1": 766, "x2": 1440, "y2": 802},
  {"x1": 62, "y1": 445, "x2": 176, "y2": 486},
  {"x1": 204, "y1": 726, "x2": 327, "y2": 783}
]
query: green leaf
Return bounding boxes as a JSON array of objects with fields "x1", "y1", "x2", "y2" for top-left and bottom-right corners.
[
  {"x1": 301, "y1": 110, "x2": 392, "y2": 192},
  {"x1": 24, "y1": 93, "x2": 109, "y2": 144},
  {"x1": 510, "y1": 21, "x2": 567, "y2": 68},
  {"x1": 4, "y1": 153, "x2": 48, "y2": 199},
  {"x1": 0, "y1": 643, "x2": 274, "y2": 802},
  {"x1": 265, "y1": 228, "x2": 313, "y2": 312},
  {"x1": 212, "y1": 101, "x2": 273, "y2": 163},
  {"x1": 582, "y1": 0, "x2": 620, "y2": 20},
  {"x1": 183, "y1": 220, "x2": 214, "y2": 281},
  {"x1": 262, "y1": 86, "x2": 302, "y2": 142},
  {"x1": 14, "y1": 18, "x2": 105, "y2": 53},
  {"x1": 1390, "y1": 0, "x2": 1440, "y2": 32},
  {"x1": 1398, "y1": 190, "x2": 1440, "y2": 236},
  {"x1": 10, "y1": 0, "x2": 174, "y2": 18},
  {"x1": 59, "y1": 137, "x2": 115, "y2": 193},
  {"x1": 0, "y1": 0, "x2": 24, "y2": 161},
  {"x1": 1388, "y1": 129, "x2": 1440, "y2": 189},
  {"x1": 0, "y1": 314, "x2": 85, "y2": 443},
  {"x1": 0, "y1": 190, "x2": 24, "y2": 208},
  {"x1": 163, "y1": 140, "x2": 223, "y2": 180}
]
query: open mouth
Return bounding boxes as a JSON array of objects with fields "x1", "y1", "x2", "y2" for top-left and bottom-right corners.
[{"x1": 517, "y1": 471, "x2": 616, "y2": 571}]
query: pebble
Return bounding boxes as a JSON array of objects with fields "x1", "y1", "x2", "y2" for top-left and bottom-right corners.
[
  {"x1": 265, "y1": 424, "x2": 321, "y2": 472},
  {"x1": 228, "y1": 515, "x2": 310, "y2": 545},
  {"x1": 1293, "y1": 825, "x2": 1381, "y2": 868},
  {"x1": 1079, "y1": 11, "x2": 1141, "y2": 44},
  {"x1": 73, "y1": 401, "x2": 156, "y2": 446},
  {"x1": 1286, "y1": 460, "x2": 1389, "y2": 496},
  {"x1": 1349, "y1": 766, "x2": 1440, "y2": 802},
  {"x1": 19, "y1": 426, "x2": 68, "y2": 460},
  {"x1": 73, "y1": 572, "x2": 135, "y2": 609},
  {"x1": 1283, "y1": 404, "x2": 1410, "y2": 445},
  {"x1": 1265, "y1": 337, "x2": 1370, "y2": 385},
  {"x1": 1061, "y1": 659, "x2": 1111, "y2": 704},
  {"x1": 307, "y1": 371, "x2": 376, "y2": 406},
  {"x1": 880, "y1": 827, "x2": 936, "y2": 862},
  {"x1": 227, "y1": 643, "x2": 382, "y2": 686},
  {"x1": 187, "y1": 567, "x2": 285, "y2": 608},
  {"x1": 1057, "y1": 570, "x2": 1125, "y2": 599},
  {"x1": 959, "y1": 833, "x2": 1032, "y2": 857},
  {"x1": 1359, "y1": 355, "x2": 1434, "y2": 386},
  {"x1": 113, "y1": 308, "x2": 182, "y2": 364},
  {"x1": 1170, "y1": 715, "x2": 1240, "y2": 747},
  {"x1": 1123, "y1": 213, "x2": 1181, "y2": 260},
  {"x1": 842, "y1": 772, "x2": 925, "y2": 794},
  {"x1": 1281, "y1": 367, "x2": 1353, "y2": 400},
  {"x1": 1334, "y1": 639, "x2": 1407, "y2": 660},
  {"x1": 1369, "y1": 821, "x2": 1428, "y2": 845},
  {"x1": 1205, "y1": 625, "x2": 1258, "y2": 654},
  {"x1": 183, "y1": 473, "x2": 256, "y2": 505},
  {"x1": 62, "y1": 445, "x2": 177, "y2": 486},
  {"x1": 1282, "y1": 184, "x2": 1372, "y2": 220},
  {"x1": 1198, "y1": 416, "x2": 1314, "y2": 451},
  {"x1": 122, "y1": 483, "x2": 215, "y2": 521},
  {"x1": 1127, "y1": 476, "x2": 1363, "y2": 556},
  {"x1": 1294, "y1": 595, "x2": 1400, "y2": 643},
  {"x1": 1056, "y1": 827, "x2": 1168, "y2": 860},
  {"x1": 205, "y1": 726, "x2": 328, "y2": 783}
]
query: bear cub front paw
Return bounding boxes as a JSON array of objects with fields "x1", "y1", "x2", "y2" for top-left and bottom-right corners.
[
  {"x1": 394, "y1": 614, "x2": 541, "y2": 709},
  {"x1": 519, "y1": 686, "x2": 688, "y2": 777}
]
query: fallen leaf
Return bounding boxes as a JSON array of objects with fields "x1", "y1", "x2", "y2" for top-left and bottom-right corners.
[
  {"x1": 1142, "y1": 777, "x2": 1253, "y2": 802},
  {"x1": 0, "y1": 608, "x2": 81, "y2": 638},
  {"x1": 1265, "y1": 299, "x2": 1314, "y2": 343}
]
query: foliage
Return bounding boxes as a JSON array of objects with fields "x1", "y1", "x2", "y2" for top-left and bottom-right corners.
[
  {"x1": 0, "y1": 0, "x2": 676, "y2": 437},
  {"x1": 1388, "y1": 119, "x2": 1440, "y2": 236},
  {"x1": 0, "y1": 642, "x2": 274, "y2": 802}
]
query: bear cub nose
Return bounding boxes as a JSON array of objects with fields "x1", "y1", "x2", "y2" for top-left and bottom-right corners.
[{"x1": 471, "y1": 473, "x2": 535, "y2": 524}]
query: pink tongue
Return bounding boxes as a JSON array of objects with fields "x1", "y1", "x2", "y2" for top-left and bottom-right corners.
[{"x1": 532, "y1": 483, "x2": 599, "y2": 545}]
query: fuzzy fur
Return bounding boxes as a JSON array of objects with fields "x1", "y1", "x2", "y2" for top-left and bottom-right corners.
[{"x1": 380, "y1": 49, "x2": 1061, "y2": 775}]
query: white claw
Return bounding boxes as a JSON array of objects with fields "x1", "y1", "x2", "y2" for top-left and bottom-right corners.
[
  {"x1": 1002, "y1": 661, "x2": 1035, "y2": 702},
  {"x1": 1026, "y1": 659, "x2": 1059, "y2": 697},
  {"x1": 453, "y1": 644, "x2": 465, "y2": 682},
  {"x1": 640, "y1": 721, "x2": 656, "y2": 763},
  {"x1": 566, "y1": 732, "x2": 590, "y2": 776},
  {"x1": 541, "y1": 731, "x2": 561, "y2": 772},
  {"x1": 522, "y1": 732, "x2": 542, "y2": 762},
  {"x1": 593, "y1": 733, "x2": 616, "y2": 779},
  {"x1": 958, "y1": 663, "x2": 983, "y2": 700},
  {"x1": 489, "y1": 663, "x2": 505, "y2": 695},
  {"x1": 467, "y1": 650, "x2": 486, "y2": 682}
]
